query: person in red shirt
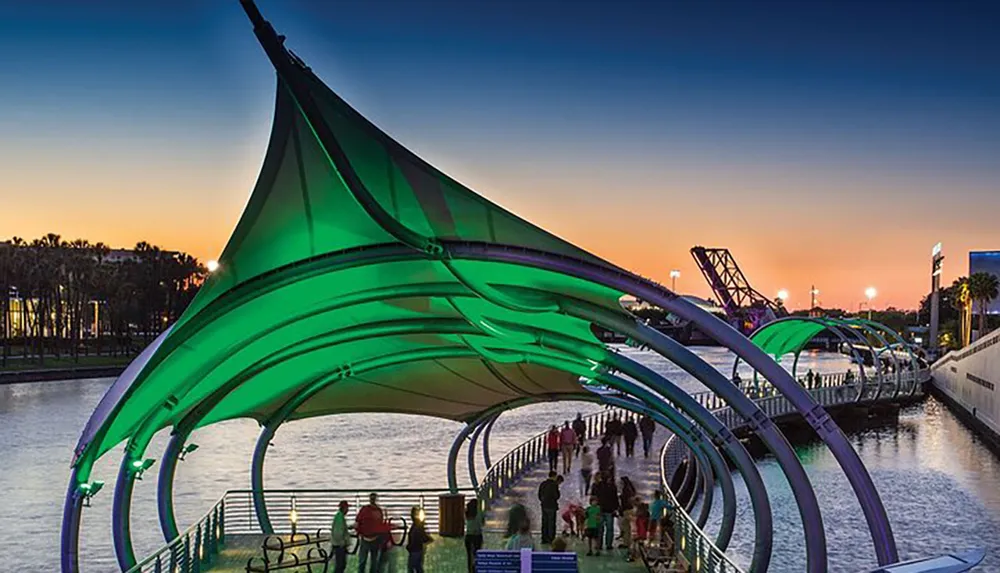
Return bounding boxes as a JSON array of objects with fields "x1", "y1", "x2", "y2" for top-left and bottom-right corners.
[
  {"x1": 355, "y1": 493, "x2": 391, "y2": 573},
  {"x1": 546, "y1": 425, "x2": 560, "y2": 473}
]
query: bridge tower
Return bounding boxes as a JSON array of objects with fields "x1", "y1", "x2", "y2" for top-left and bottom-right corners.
[{"x1": 690, "y1": 246, "x2": 786, "y2": 332}]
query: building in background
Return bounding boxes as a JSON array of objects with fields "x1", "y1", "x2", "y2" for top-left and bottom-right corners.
[{"x1": 969, "y1": 251, "x2": 1000, "y2": 315}]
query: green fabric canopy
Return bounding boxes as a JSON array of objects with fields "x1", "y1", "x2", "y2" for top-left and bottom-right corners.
[
  {"x1": 73, "y1": 66, "x2": 629, "y2": 480},
  {"x1": 749, "y1": 318, "x2": 836, "y2": 359}
]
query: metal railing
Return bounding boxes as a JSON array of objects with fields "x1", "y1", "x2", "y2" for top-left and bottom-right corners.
[
  {"x1": 477, "y1": 406, "x2": 636, "y2": 511},
  {"x1": 657, "y1": 368, "x2": 930, "y2": 573},
  {"x1": 222, "y1": 488, "x2": 476, "y2": 536},
  {"x1": 125, "y1": 497, "x2": 225, "y2": 573},
  {"x1": 129, "y1": 487, "x2": 476, "y2": 573}
]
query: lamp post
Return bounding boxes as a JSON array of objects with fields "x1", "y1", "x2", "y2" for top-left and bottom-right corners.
[
  {"x1": 777, "y1": 289, "x2": 789, "y2": 305},
  {"x1": 865, "y1": 287, "x2": 877, "y2": 321},
  {"x1": 669, "y1": 269, "x2": 680, "y2": 292}
]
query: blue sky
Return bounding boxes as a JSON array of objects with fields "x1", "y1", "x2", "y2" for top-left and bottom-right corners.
[{"x1": 1, "y1": 0, "x2": 998, "y2": 308}]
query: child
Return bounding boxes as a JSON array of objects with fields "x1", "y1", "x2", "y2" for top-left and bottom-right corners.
[
  {"x1": 561, "y1": 502, "x2": 585, "y2": 537},
  {"x1": 505, "y1": 519, "x2": 536, "y2": 551},
  {"x1": 630, "y1": 503, "x2": 650, "y2": 562},
  {"x1": 584, "y1": 496, "x2": 602, "y2": 556},
  {"x1": 406, "y1": 506, "x2": 433, "y2": 573},
  {"x1": 649, "y1": 490, "x2": 668, "y2": 545}
]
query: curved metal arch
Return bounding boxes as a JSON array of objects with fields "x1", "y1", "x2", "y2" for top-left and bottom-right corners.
[
  {"x1": 842, "y1": 320, "x2": 901, "y2": 402},
  {"x1": 69, "y1": 240, "x2": 898, "y2": 572},
  {"x1": 482, "y1": 414, "x2": 497, "y2": 470},
  {"x1": 448, "y1": 242, "x2": 898, "y2": 566},
  {"x1": 465, "y1": 415, "x2": 492, "y2": 490},
  {"x1": 851, "y1": 318, "x2": 921, "y2": 398},
  {"x1": 735, "y1": 316, "x2": 870, "y2": 386}
]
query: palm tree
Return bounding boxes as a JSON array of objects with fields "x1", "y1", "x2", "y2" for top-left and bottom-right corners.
[
  {"x1": 968, "y1": 272, "x2": 1000, "y2": 341},
  {"x1": 950, "y1": 277, "x2": 972, "y2": 347}
]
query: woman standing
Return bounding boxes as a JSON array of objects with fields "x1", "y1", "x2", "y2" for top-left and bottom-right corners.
[{"x1": 464, "y1": 500, "x2": 484, "y2": 573}]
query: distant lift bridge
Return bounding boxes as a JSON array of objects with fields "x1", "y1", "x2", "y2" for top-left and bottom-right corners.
[{"x1": 691, "y1": 246, "x2": 787, "y2": 332}]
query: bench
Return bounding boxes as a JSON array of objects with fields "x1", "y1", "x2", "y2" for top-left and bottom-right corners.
[
  {"x1": 246, "y1": 531, "x2": 330, "y2": 573},
  {"x1": 247, "y1": 547, "x2": 329, "y2": 573}
]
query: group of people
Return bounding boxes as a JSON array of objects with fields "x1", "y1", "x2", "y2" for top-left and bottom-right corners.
[
  {"x1": 529, "y1": 410, "x2": 671, "y2": 561},
  {"x1": 327, "y1": 493, "x2": 434, "y2": 573}
]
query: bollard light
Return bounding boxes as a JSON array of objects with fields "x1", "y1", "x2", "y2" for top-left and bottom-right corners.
[{"x1": 289, "y1": 495, "x2": 299, "y2": 535}]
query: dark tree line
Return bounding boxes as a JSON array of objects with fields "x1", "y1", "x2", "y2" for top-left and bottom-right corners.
[{"x1": 0, "y1": 234, "x2": 206, "y2": 367}]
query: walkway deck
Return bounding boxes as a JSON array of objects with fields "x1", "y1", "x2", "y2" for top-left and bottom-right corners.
[{"x1": 206, "y1": 532, "x2": 646, "y2": 572}]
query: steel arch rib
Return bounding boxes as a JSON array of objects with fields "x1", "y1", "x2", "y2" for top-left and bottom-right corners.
[
  {"x1": 448, "y1": 242, "x2": 899, "y2": 566},
  {"x1": 74, "y1": 241, "x2": 897, "y2": 571}
]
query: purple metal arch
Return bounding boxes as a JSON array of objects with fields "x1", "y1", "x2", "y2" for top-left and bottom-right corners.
[{"x1": 448, "y1": 242, "x2": 899, "y2": 567}]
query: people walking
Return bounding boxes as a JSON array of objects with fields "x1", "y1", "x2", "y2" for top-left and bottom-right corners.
[
  {"x1": 572, "y1": 414, "x2": 587, "y2": 455},
  {"x1": 356, "y1": 493, "x2": 389, "y2": 573},
  {"x1": 639, "y1": 414, "x2": 655, "y2": 458},
  {"x1": 406, "y1": 506, "x2": 432, "y2": 573},
  {"x1": 593, "y1": 471, "x2": 619, "y2": 551},
  {"x1": 579, "y1": 446, "x2": 594, "y2": 497},
  {"x1": 546, "y1": 425, "x2": 560, "y2": 473},
  {"x1": 537, "y1": 471, "x2": 561, "y2": 544},
  {"x1": 806, "y1": 369, "x2": 816, "y2": 389},
  {"x1": 606, "y1": 415, "x2": 623, "y2": 456},
  {"x1": 622, "y1": 417, "x2": 638, "y2": 458},
  {"x1": 464, "y1": 500, "x2": 484, "y2": 573},
  {"x1": 505, "y1": 518, "x2": 536, "y2": 550},
  {"x1": 560, "y1": 421, "x2": 577, "y2": 474},
  {"x1": 330, "y1": 500, "x2": 350, "y2": 573}
]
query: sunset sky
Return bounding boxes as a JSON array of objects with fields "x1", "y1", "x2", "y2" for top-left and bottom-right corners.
[{"x1": 2, "y1": 1, "x2": 998, "y2": 310}]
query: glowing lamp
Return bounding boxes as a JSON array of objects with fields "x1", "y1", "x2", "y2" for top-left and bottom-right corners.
[
  {"x1": 865, "y1": 287, "x2": 877, "y2": 301},
  {"x1": 289, "y1": 495, "x2": 299, "y2": 534},
  {"x1": 78, "y1": 480, "x2": 105, "y2": 506},
  {"x1": 130, "y1": 458, "x2": 156, "y2": 480},
  {"x1": 776, "y1": 289, "x2": 789, "y2": 302},
  {"x1": 206, "y1": 260, "x2": 220, "y2": 273}
]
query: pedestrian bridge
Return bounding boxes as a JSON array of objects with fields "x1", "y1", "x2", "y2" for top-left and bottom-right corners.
[
  {"x1": 60, "y1": 2, "x2": 980, "y2": 573},
  {"x1": 121, "y1": 370, "x2": 934, "y2": 573}
]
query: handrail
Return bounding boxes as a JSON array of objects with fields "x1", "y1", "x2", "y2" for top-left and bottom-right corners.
[
  {"x1": 129, "y1": 487, "x2": 476, "y2": 573},
  {"x1": 125, "y1": 493, "x2": 225, "y2": 573},
  {"x1": 658, "y1": 368, "x2": 929, "y2": 573},
  {"x1": 477, "y1": 405, "x2": 635, "y2": 512}
]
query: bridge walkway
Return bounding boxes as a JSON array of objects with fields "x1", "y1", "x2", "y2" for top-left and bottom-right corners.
[{"x1": 484, "y1": 426, "x2": 673, "y2": 569}]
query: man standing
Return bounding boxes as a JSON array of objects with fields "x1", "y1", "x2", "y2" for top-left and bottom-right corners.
[
  {"x1": 559, "y1": 421, "x2": 577, "y2": 474},
  {"x1": 596, "y1": 438, "x2": 614, "y2": 475},
  {"x1": 592, "y1": 471, "x2": 619, "y2": 551},
  {"x1": 605, "y1": 415, "x2": 623, "y2": 456},
  {"x1": 330, "y1": 500, "x2": 350, "y2": 573},
  {"x1": 355, "y1": 493, "x2": 388, "y2": 573},
  {"x1": 639, "y1": 414, "x2": 656, "y2": 458},
  {"x1": 537, "y1": 471, "x2": 561, "y2": 544},
  {"x1": 572, "y1": 414, "x2": 587, "y2": 455},
  {"x1": 546, "y1": 425, "x2": 561, "y2": 473},
  {"x1": 622, "y1": 417, "x2": 638, "y2": 458}
]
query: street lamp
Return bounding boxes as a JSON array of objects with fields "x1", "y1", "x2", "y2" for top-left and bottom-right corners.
[
  {"x1": 865, "y1": 287, "x2": 877, "y2": 320},
  {"x1": 669, "y1": 269, "x2": 680, "y2": 292},
  {"x1": 776, "y1": 289, "x2": 789, "y2": 304},
  {"x1": 206, "y1": 260, "x2": 220, "y2": 273}
]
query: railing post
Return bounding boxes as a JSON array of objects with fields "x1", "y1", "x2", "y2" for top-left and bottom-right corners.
[
  {"x1": 182, "y1": 534, "x2": 191, "y2": 573},
  {"x1": 219, "y1": 499, "x2": 226, "y2": 545},
  {"x1": 193, "y1": 524, "x2": 202, "y2": 573}
]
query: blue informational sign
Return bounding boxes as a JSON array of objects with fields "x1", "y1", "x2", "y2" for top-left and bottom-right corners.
[
  {"x1": 476, "y1": 550, "x2": 521, "y2": 573},
  {"x1": 532, "y1": 551, "x2": 578, "y2": 572},
  {"x1": 476, "y1": 550, "x2": 579, "y2": 573}
]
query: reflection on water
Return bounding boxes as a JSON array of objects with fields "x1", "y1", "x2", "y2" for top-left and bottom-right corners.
[{"x1": 2, "y1": 348, "x2": 998, "y2": 572}]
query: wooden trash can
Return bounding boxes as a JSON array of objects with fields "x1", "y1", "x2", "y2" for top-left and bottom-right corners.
[{"x1": 438, "y1": 493, "x2": 466, "y2": 537}]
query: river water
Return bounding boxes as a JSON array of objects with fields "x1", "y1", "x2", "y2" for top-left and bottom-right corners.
[{"x1": 1, "y1": 348, "x2": 998, "y2": 572}]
